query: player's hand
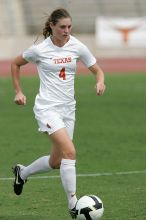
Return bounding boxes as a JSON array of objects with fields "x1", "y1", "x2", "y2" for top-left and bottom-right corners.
[
  {"x1": 95, "y1": 82, "x2": 106, "y2": 96},
  {"x1": 14, "y1": 91, "x2": 26, "y2": 105}
]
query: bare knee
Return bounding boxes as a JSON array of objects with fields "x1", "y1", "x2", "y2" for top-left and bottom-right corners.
[
  {"x1": 49, "y1": 158, "x2": 61, "y2": 169},
  {"x1": 63, "y1": 148, "x2": 76, "y2": 160}
]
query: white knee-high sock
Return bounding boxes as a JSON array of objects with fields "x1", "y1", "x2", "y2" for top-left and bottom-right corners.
[
  {"x1": 60, "y1": 159, "x2": 77, "y2": 209},
  {"x1": 20, "y1": 155, "x2": 52, "y2": 180}
]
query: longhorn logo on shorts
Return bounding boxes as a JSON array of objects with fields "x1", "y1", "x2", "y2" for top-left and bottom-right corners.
[{"x1": 46, "y1": 123, "x2": 51, "y2": 128}]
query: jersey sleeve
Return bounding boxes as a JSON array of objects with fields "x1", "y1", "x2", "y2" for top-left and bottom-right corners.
[
  {"x1": 22, "y1": 45, "x2": 39, "y2": 63},
  {"x1": 78, "y1": 44, "x2": 96, "y2": 68}
]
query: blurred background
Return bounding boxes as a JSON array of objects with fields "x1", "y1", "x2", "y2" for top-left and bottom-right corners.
[{"x1": 0, "y1": 0, "x2": 146, "y2": 74}]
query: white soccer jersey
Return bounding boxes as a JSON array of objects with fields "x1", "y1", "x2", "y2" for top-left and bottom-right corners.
[{"x1": 23, "y1": 35, "x2": 96, "y2": 110}]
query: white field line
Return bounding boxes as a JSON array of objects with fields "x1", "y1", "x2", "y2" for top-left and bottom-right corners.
[{"x1": 0, "y1": 170, "x2": 146, "y2": 181}]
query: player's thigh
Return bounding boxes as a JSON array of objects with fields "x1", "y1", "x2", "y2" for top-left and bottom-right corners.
[
  {"x1": 64, "y1": 118, "x2": 75, "y2": 140},
  {"x1": 49, "y1": 128, "x2": 76, "y2": 159}
]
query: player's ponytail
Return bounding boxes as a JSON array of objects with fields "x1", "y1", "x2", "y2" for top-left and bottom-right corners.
[
  {"x1": 43, "y1": 17, "x2": 52, "y2": 39},
  {"x1": 42, "y1": 8, "x2": 72, "y2": 39}
]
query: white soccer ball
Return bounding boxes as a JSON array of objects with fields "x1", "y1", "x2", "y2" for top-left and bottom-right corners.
[{"x1": 75, "y1": 195, "x2": 104, "y2": 220}]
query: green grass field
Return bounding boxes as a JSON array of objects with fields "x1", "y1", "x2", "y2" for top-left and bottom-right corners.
[{"x1": 0, "y1": 73, "x2": 146, "y2": 220}]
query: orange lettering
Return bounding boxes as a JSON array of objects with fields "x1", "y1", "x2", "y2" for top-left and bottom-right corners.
[
  {"x1": 59, "y1": 67, "x2": 66, "y2": 80},
  {"x1": 53, "y1": 57, "x2": 72, "y2": 64}
]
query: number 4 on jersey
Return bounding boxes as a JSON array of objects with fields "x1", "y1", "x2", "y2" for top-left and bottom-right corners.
[{"x1": 59, "y1": 67, "x2": 66, "y2": 80}]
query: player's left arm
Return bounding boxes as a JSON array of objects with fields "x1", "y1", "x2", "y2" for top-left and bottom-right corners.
[{"x1": 88, "y1": 63, "x2": 106, "y2": 96}]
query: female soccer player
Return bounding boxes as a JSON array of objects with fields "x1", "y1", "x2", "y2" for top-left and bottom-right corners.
[{"x1": 11, "y1": 8, "x2": 105, "y2": 219}]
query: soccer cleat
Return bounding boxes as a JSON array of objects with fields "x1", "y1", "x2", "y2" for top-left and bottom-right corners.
[
  {"x1": 12, "y1": 164, "x2": 27, "y2": 195},
  {"x1": 69, "y1": 207, "x2": 77, "y2": 219}
]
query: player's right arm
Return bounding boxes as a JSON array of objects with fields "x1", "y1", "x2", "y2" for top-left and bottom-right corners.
[{"x1": 11, "y1": 55, "x2": 28, "y2": 105}]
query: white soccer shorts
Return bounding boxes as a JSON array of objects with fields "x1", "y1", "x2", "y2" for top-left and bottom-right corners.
[{"x1": 33, "y1": 105, "x2": 75, "y2": 140}]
